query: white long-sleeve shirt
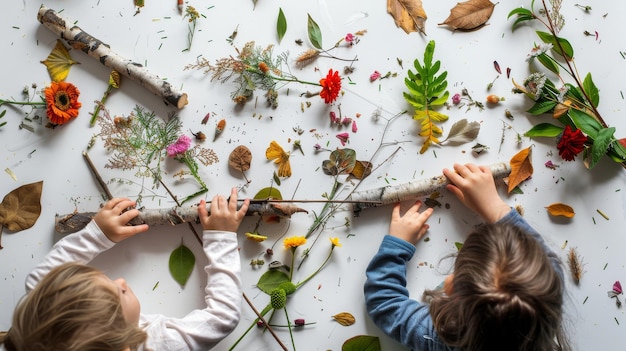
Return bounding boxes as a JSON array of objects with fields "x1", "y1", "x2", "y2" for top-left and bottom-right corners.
[{"x1": 17, "y1": 220, "x2": 242, "y2": 351}]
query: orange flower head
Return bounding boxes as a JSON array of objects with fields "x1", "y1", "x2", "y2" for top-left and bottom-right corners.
[
  {"x1": 319, "y1": 69, "x2": 341, "y2": 104},
  {"x1": 283, "y1": 236, "x2": 306, "y2": 250},
  {"x1": 44, "y1": 81, "x2": 82, "y2": 125}
]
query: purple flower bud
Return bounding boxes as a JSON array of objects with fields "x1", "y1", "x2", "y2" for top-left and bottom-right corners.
[
  {"x1": 452, "y1": 93, "x2": 461, "y2": 105},
  {"x1": 294, "y1": 318, "x2": 305, "y2": 326},
  {"x1": 257, "y1": 320, "x2": 265, "y2": 328},
  {"x1": 329, "y1": 111, "x2": 338, "y2": 124}
]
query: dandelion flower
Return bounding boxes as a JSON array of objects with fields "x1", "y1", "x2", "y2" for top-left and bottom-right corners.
[
  {"x1": 319, "y1": 69, "x2": 341, "y2": 104},
  {"x1": 44, "y1": 81, "x2": 82, "y2": 125},
  {"x1": 283, "y1": 236, "x2": 306, "y2": 249},
  {"x1": 329, "y1": 237, "x2": 342, "y2": 247}
]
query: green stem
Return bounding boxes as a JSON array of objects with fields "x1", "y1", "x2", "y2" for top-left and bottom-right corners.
[
  {"x1": 0, "y1": 99, "x2": 45, "y2": 107},
  {"x1": 269, "y1": 74, "x2": 320, "y2": 87},
  {"x1": 289, "y1": 248, "x2": 296, "y2": 281},
  {"x1": 295, "y1": 246, "x2": 334, "y2": 290},
  {"x1": 229, "y1": 303, "x2": 272, "y2": 351},
  {"x1": 283, "y1": 307, "x2": 296, "y2": 351},
  {"x1": 90, "y1": 85, "x2": 113, "y2": 127}
]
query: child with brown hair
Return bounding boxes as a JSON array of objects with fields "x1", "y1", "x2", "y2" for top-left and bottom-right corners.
[
  {"x1": 0, "y1": 187, "x2": 249, "y2": 351},
  {"x1": 365, "y1": 163, "x2": 570, "y2": 351}
]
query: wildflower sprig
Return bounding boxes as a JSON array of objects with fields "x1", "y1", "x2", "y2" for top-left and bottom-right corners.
[
  {"x1": 509, "y1": 0, "x2": 626, "y2": 169},
  {"x1": 184, "y1": 41, "x2": 342, "y2": 108},
  {"x1": 182, "y1": 5, "x2": 201, "y2": 52},
  {"x1": 230, "y1": 237, "x2": 341, "y2": 350}
]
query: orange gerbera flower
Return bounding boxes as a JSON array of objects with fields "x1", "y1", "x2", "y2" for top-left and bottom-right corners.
[
  {"x1": 44, "y1": 81, "x2": 82, "y2": 125},
  {"x1": 319, "y1": 69, "x2": 341, "y2": 104},
  {"x1": 283, "y1": 236, "x2": 306, "y2": 250}
]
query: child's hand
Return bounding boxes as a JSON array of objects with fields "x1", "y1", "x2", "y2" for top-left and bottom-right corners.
[
  {"x1": 94, "y1": 198, "x2": 149, "y2": 243},
  {"x1": 389, "y1": 200, "x2": 433, "y2": 245},
  {"x1": 443, "y1": 163, "x2": 510, "y2": 223},
  {"x1": 198, "y1": 187, "x2": 249, "y2": 232}
]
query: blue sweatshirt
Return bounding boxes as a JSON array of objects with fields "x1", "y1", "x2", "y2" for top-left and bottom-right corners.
[{"x1": 364, "y1": 209, "x2": 563, "y2": 351}]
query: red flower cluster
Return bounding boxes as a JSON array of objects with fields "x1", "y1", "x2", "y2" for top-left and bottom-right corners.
[
  {"x1": 319, "y1": 69, "x2": 341, "y2": 104},
  {"x1": 557, "y1": 125, "x2": 587, "y2": 161}
]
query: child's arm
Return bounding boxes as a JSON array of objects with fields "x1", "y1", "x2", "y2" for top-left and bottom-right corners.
[
  {"x1": 443, "y1": 163, "x2": 511, "y2": 223},
  {"x1": 141, "y1": 188, "x2": 250, "y2": 350},
  {"x1": 26, "y1": 198, "x2": 148, "y2": 292}
]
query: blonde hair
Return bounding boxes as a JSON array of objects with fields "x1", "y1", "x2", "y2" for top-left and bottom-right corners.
[
  {"x1": 425, "y1": 223, "x2": 570, "y2": 351},
  {"x1": 0, "y1": 263, "x2": 147, "y2": 351}
]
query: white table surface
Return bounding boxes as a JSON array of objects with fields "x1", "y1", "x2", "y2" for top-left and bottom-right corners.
[{"x1": 1, "y1": 1, "x2": 625, "y2": 350}]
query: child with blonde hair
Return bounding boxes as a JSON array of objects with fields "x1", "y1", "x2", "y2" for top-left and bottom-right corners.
[
  {"x1": 1, "y1": 187, "x2": 249, "y2": 351},
  {"x1": 365, "y1": 163, "x2": 570, "y2": 351}
]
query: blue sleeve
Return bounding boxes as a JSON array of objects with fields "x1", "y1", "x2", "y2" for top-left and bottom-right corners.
[
  {"x1": 496, "y1": 209, "x2": 565, "y2": 284},
  {"x1": 364, "y1": 235, "x2": 450, "y2": 351}
]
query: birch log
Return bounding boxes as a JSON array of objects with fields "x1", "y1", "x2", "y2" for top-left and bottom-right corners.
[
  {"x1": 55, "y1": 202, "x2": 307, "y2": 234},
  {"x1": 350, "y1": 162, "x2": 511, "y2": 215},
  {"x1": 37, "y1": 6, "x2": 188, "y2": 109}
]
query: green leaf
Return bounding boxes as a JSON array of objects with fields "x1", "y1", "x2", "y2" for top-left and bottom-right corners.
[
  {"x1": 454, "y1": 242, "x2": 463, "y2": 251},
  {"x1": 582, "y1": 73, "x2": 600, "y2": 108},
  {"x1": 169, "y1": 243, "x2": 195, "y2": 288},
  {"x1": 569, "y1": 108, "x2": 603, "y2": 139},
  {"x1": 536, "y1": 53, "x2": 559, "y2": 74},
  {"x1": 307, "y1": 14, "x2": 323, "y2": 50},
  {"x1": 536, "y1": 31, "x2": 574, "y2": 60},
  {"x1": 524, "y1": 123, "x2": 563, "y2": 137},
  {"x1": 254, "y1": 187, "x2": 283, "y2": 200},
  {"x1": 590, "y1": 127, "x2": 615, "y2": 168},
  {"x1": 257, "y1": 270, "x2": 290, "y2": 294},
  {"x1": 277, "y1": 8, "x2": 287, "y2": 44},
  {"x1": 342, "y1": 335, "x2": 381, "y2": 351},
  {"x1": 322, "y1": 148, "x2": 357, "y2": 175},
  {"x1": 526, "y1": 100, "x2": 557, "y2": 115}
]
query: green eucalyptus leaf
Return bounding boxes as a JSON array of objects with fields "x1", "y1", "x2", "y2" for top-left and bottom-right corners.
[
  {"x1": 536, "y1": 31, "x2": 574, "y2": 60},
  {"x1": 257, "y1": 270, "x2": 290, "y2": 294},
  {"x1": 524, "y1": 123, "x2": 564, "y2": 137},
  {"x1": 590, "y1": 127, "x2": 615, "y2": 168},
  {"x1": 342, "y1": 335, "x2": 381, "y2": 351},
  {"x1": 169, "y1": 243, "x2": 195, "y2": 288},
  {"x1": 536, "y1": 53, "x2": 559, "y2": 74},
  {"x1": 582, "y1": 73, "x2": 600, "y2": 108},
  {"x1": 569, "y1": 108, "x2": 602, "y2": 139},
  {"x1": 254, "y1": 187, "x2": 283, "y2": 200},
  {"x1": 307, "y1": 14, "x2": 323, "y2": 50},
  {"x1": 277, "y1": 8, "x2": 287, "y2": 44}
]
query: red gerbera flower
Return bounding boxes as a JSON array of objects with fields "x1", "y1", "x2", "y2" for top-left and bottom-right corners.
[
  {"x1": 44, "y1": 81, "x2": 82, "y2": 125},
  {"x1": 556, "y1": 125, "x2": 587, "y2": 161},
  {"x1": 319, "y1": 69, "x2": 341, "y2": 104}
]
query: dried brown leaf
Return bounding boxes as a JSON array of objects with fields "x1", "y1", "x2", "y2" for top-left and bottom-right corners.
[
  {"x1": 439, "y1": 0, "x2": 495, "y2": 31},
  {"x1": 0, "y1": 181, "x2": 43, "y2": 234},
  {"x1": 332, "y1": 312, "x2": 356, "y2": 326},
  {"x1": 349, "y1": 160, "x2": 373, "y2": 180},
  {"x1": 229, "y1": 145, "x2": 252, "y2": 172},
  {"x1": 387, "y1": 0, "x2": 427, "y2": 35},
  {"x1": 546, "y1": 203, "x2": 575, "y2": 218},
  {"x1": 507, "y1": 147, "x2": 533, "y2": 193}
]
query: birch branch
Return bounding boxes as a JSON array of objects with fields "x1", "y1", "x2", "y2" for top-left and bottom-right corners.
[
  {"x1": 350, "y1": 162, "x2": 511, "y2": 215},
  {"x1": 37, "y1": 5, "x2": 188, "y2": 109},
  {"x1": 55, "y1": 203, "x2": 308, "y2": 234}
]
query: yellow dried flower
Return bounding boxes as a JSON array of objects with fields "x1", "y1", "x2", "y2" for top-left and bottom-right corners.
[
  {"x1": 283, "y1": 236, "x2": 306, "y2": 249},
  {"x1": 245, "y1": 232, "x2": 268, "y2": 242},
  {"x1": 329, "y1": 237, "x2": 342, "y2": 247}
]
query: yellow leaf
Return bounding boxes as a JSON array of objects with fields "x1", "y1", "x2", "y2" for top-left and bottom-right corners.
[
  {"x1": 332, "y1": 312, "x2": 356, "y2": 326},
  {"x1": 553, "y1": 100, "x2": 571, "y2": 118},
  {"x1": 266, "y1": 141, "x2": 291, "y2": 177},
  {"x1": 507, "y1": 147, "x2": 533, "y2": 193},
  {"x1": 108, "y1": 70, "x2": 122, "y2": 89},
  {"x1": 546, "y1": 203, "x2": 575, "y2": 218},
  {"x1": 245, "y1": 232, "x2": 268, "y2": 242},
  {"x1": 439, "y1": 0, "x2": 496, "y2": 31},
  {"x1": 387, "y1": 0, "x2": 427, "y2": 35},
  {"x1": 349, "y1": 160, "x2": 373, "y2": 180},
  {"x1": 40, "y1": 40, "x2": 80, "y2": 82}
]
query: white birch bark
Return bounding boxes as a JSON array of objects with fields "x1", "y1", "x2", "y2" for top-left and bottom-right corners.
[
  {"x1": 350, "y1": 162, "x2": 511, "y2": 215},
  {"x1": 55, "y1": 202, "x2": 307, "y2": 234},
  {"x1": 37, "y1": 5, "x2": 188, "y2": 109}
]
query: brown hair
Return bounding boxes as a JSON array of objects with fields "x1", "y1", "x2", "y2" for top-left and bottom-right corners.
[
  {"x1": 425, "y1": 223, "x2": 570, "y2": 351},
  {"x1": 0, "y1": 263, "x2": 147, "y2": 351}
]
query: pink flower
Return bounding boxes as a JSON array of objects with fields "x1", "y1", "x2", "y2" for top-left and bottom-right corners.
[
  {"x1": 336, "y1": 132, "x2": 349, "y2": 146},
  {"x1": 345, "y1": 33, "x2": 355, "y2": 43},
  {"x1": 614, "y1": 281, "x2": 623, "y2": 295},
  {"x1": 351, "y1": 120, "x2": 358, "y2": 133},
  {"x1": 452, "y1": 93, "x2": 461, "y2": 105},
  {"x1": 166, "y1": 135, "x2": 192, "y2": 157},
  {"x1": 329, "y1": 111, "x2": 338, "y2": 124},
  {"x1": 341, "y1": 117, "x2": 352, "y2": 126},
  {"x1": 370, "y1": 70, "x2": 381, "y2": 82}
]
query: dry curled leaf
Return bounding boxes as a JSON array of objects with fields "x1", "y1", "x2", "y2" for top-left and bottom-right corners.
[
  {"x1": 229, "y1": 145, "x2": 252, "y2": 172},
  {"x1": 546, "y1": 203, "x2": 575, "y2": 218},
  {"x1": 387, "y1": 0, "x2": 427, "y2": 34},
  {"x1": 440, "y1": 119, "x2": 481, "y2": 144},
  {"x1": 507, "y1": 146, "x2": 533, "y2": 193},
  {"x1": 332, "y1": 312, "x2": 356, "y2": 326},
  {"x1": 0, "y1": 181, "x2": 43, "y2": 249},
  {"x1": 349, "y1": 160, "x2": 373, "y2": 180},
  {"x1": 439, "y1": 0, "x2": 495, "y2": 31}
]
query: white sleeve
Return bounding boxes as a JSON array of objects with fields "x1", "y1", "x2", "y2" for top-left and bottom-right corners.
[
  {"x1": 140, "y1": 230, "x2": 242, "y2": 351},
  {"x1": 25, "y1": 220, "x2": 115, "y2": 292}
]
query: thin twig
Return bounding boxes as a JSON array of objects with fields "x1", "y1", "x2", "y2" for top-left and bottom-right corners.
[
  {"x1": 242, "y1": 292, "x2": 288, "y2": 351},
  {"x1": 83, "y1": 151, "x2": 114, "y2": 200}
]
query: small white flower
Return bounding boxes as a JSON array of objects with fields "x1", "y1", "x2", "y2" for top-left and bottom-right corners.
[{"x1": 525, "y1": 43, "x2": 554, "y2": 62}]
